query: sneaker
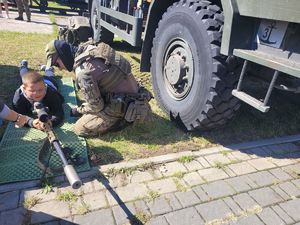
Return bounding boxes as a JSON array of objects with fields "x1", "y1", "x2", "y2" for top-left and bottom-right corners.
[
  {"x1": 20, "y1": 60, "x2": 28, "y2": 69},
  {"x1": 27, "y1": 18, "x2": 31, "y2": 22},
  {"x1": 15, "y1": 16, "x2": 23, "y2": 21}
]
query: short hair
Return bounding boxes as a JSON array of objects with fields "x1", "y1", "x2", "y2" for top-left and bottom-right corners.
[{"x1": 22, "y1": 71, "x2": 45, "y2": 87}]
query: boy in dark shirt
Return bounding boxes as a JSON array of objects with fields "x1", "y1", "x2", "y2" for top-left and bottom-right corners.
[{"x1": 13, "y1": 61, "x2": 64, "y2": 130}]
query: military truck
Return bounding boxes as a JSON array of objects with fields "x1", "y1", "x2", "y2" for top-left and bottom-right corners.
[{"x1": 88, "y1": 0, "x2": 300, "y2": 131}]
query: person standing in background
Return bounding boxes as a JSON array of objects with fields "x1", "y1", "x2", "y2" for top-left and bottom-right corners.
[
  {"x1": 0, "y1": 0, "x2": 10, "y2": 18},
  {"x1": 15, "y1": 0, "x2": 31, "y2": 22}
]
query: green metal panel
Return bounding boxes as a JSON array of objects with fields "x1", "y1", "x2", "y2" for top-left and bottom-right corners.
[{"x1": 236, "y1": 0, "x2": 300, "y2": 23}]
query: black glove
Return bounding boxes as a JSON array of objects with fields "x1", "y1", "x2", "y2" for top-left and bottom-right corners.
[{"x1": 70, "y1": 107, "x2": 82, "y2": 117}]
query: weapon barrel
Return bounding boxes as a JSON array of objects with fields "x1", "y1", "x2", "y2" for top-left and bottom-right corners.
[{"x1": 52, "y1": 141, "x2": 82, "y2": 189}]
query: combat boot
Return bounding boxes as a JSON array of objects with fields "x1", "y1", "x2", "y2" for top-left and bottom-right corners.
[
  {"x1": 15, "y1": 16, "x2": 24, "y2": 21},
  {"x1": 19, "y1": 60, "x2": 29, "y2": 79}
]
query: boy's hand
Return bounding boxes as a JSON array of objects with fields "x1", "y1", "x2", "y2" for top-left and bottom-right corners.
[
  {"x1": 33, "y1": 119, "x2": 52, "y2": 131},
  {"x1": 15, "y1": 114, "x2": 30, "y2": 128},
  {"x1": 33, "y1": 119, "x2": 45, "y2": 131}
]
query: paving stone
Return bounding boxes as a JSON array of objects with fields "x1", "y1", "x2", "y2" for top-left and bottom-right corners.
[
  {"x1": 292, "y1": 179, "x2": 300, "y2": 188},
  {"x1": 249, "y1": 187, "x2": 283, "y2": 207},
  {"x1": 225, "y1": 176, "x2": 252, "y2": 193},
  {"x1": 228, "y1": 151, "x2": 251, "y2": 161},
  {"x1": 0, "y1": 191, "x2": 19, "y2": 211},
  {"x1": 192, "y1": 186, "x2": 210, "y2": 202},
  {"x1": 282, "y1": 164, "x2": 300, "y2": 178},
  {"x1": 201, "y1": 180, "x2": 235, "y2": 199},
  {"x1": 159, "y1": 162, "x2": 187, "y2": 177},
  {"x1": 227, "y1": 162, "x2": 256, "y2": 176},
  {"x1": 175, "y1": 190, "x2": 200, "y2": 207},
  {"x1": 223, "y1": 197, "x2": 242, "y2": 215},
  {"x1": 196, "y1": 157, "x2": 211, "y2": 168},
  {"x1": 74, "y1": 208, "x2": 115, "y2": 225},
  {"x1": 271, "y1": 185, "x2": 291, "y2": 201},
  {"x1": 279, "y1": 198, "x2": 300, "y2": 221},
  {"x1": 112, "y1": 202, "x2": 136, "y2": 225},
  {"x1": 148, "y1": 216, "x2": 169, "y2": 225},
  {"x1": 195, "y1": 147, "x2": 222, "y2": 156},
  {"x1": 184, "y1": 160, "x2": 203, "y2": 171},
  {"x1": 278, "y1": 181, "x2": 300, "y2": 198},
  {"x1": 223, "y1": 166, "x2": 237, "y2": 177},
  {"x1": 233, "y1": 193, "x2": 258, "y2": 211},
  {"x1": 231, "y1": 214, "x2": 264, "y2": 225},
  {"x1": 257, "y1": 207, "x2": 285, "y2": 225},
  {"x1": 247, "y1": 171, "x2": 277, "y2": 187},
  {"x1": 247, "y1": 158, "x2": 276, "y2": 170},
  {"x1": 0, "y1": 207, "x2": 27, "y2": 225},
  {"x1": 20, "y1": 188, "x2": 57, "y2": 205},
  {"x1": 269, "y1": 168, "x2": 293, "y2": 181},
  {"x1": 147, "y1": 178, "x2": 177, "y2": 195},
  {"x1": 242, "y1": 148, "x2": 259, "y2": 159},
  {"x1": 279, "y1": 143, "x2": 299, "y2": 153},
  {"x1": 272, "y1": 205, "x2": 294, "y2": 224},
  {"x1": 59, "y1": 217, "x2": 75, "y2": 225},
  {"x1": 0, "y1": 180, "x2": 39, "y2": 194},
  {"x1": 130, "y1": 171, "x2": 154, "y2": 183},
  {"x1": 134, "y1": 200, "x2": 151, "y2": 217},
  {"x1": 165, "y1": 207, "x2": 204, "y2": 225},
  {"x1": 43, "y1": 221, "x2": 60, "y2": 225},
  {"x1": 108, "y1": 173, "x2": 130, "y2": 188},
  {"x1": 82, "y1": 191, "x2": 107, "y2": 211},
  {"x1": 197, "y1": 168, "x2": 228, "y2": 182},
  {"x1": 204, "y1": 154, "x2": 231, "y2": 166},
  {"x1": 147, "y1": 196, "x2": 172, "y2": 216},
  {"x1": 106, "y1": 183, "x2": 148, "y2": 205},
  {"x1": 183, "y1": 172, "x2": 205, "y2": 187},
  {"x1": 164, "y1": 193, "x2": 182, "y2": 211},
  {"x1": 149, "y1": 169, "x2": 164, "y2": 179},
  {"x1": 268, "y1": 156, "x2": 297, "y2": 167},
  {"x1": 80, "y1": 179, "x2": 95, "y2": 194},
  {"x1": 92, "y1": 178, "x2": 107, "y2": 191},
  {"x1": 195, "y1": 199, "x2": 232, "y2": 222},
  {"x1": 30, "y1": 200, "x2": 70, "y2": 224}
]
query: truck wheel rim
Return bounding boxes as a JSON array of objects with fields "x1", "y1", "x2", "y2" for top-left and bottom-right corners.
[{"x1": 163, "y1": 39, "x2": 194, "y2": 100}]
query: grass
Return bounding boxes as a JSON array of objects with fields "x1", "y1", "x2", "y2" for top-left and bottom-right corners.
[
  {"x1": 1, "y1": 22, "x2": 300, "y2": 165},
  {"x1": 23, "y1": 196, "x2": 40, "y2": 209},
  {"x1": 177, "y1": 155, "x2": 194, "y2": 163},
  {"x1": 57, "y1": 190, "x2": 78, "y2": 202}
]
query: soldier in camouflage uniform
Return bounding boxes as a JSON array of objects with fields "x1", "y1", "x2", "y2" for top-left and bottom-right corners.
[{"x1": 45, "y1": 40, "x2": 152, "y2": 137}]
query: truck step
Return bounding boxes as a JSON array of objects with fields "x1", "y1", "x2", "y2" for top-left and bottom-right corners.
[
  {"x1": 233, "y1": 49, "x2": 300, "y2": 78},
  {"x1": 232, "y1": 90, "x2": 270, "y2": 112}
]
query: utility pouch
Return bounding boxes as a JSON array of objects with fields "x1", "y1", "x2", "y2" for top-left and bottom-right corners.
[
  {"x1": 105, "y1": 97, "x2": 126, "y2": 117},
  {"x1": 124, "y1": 100, "x2": 149, "y2": 123}
]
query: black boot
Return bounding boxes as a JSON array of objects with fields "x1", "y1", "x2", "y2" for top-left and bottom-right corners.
[{"x1": 15, "y1": 16, "x2": 24, "y2": 21}]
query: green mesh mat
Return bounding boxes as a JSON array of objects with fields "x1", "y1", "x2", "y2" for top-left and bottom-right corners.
[{"x1": 0, "y1": 77, "x2": 90, "y2": 184}]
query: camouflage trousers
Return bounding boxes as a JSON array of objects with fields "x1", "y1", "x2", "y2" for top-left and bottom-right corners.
[
  {"x1": 74, "y1": 100, "x2": 151, "y2": 137},
  {"x1": 15, "y1": 0, "x2": 31, "y2": 19}
]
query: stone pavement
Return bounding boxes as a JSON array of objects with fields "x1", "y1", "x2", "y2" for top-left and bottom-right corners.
[
  {"x1": 0, "y1": 11, "x2": 68, "y2": 34},
  {"x1": 0, "y1": 134, "x2": 299, "y2": 225}
]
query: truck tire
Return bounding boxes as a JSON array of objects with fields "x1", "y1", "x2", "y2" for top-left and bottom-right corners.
[
  {"x1": 151, "y1": 0, "x2": 240, "y2": 131},
  {"x1": 90, "y1": 0, "x2": 114, "y2": 44}
]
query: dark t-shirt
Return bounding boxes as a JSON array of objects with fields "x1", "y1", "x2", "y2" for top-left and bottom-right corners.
[{"x1": 12, "y1": 86, "x2": 64, "y2": 127}]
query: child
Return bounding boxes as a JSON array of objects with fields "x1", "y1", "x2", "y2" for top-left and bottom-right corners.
[{"x1": 13, "y1": 61, "x2": 64, "y2": 130}]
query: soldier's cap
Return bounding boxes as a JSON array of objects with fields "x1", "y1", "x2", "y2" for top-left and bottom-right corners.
[{"x1": 45, "y1": 40, "x2": 75, "y2": 72}]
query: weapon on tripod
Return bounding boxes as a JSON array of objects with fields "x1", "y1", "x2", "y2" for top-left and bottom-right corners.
[{"x1": 34, "y1": 102, "x2": 82, "y2": 189}]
